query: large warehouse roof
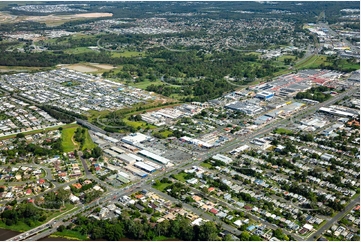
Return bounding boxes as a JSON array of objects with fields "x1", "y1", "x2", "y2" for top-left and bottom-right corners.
[
  {"x1": 138, "y1": 150, "x2": 169, "y2": 165},
  {"x1": 319, "y1": 107, "x2": 357, "y2": 118},
  {"x1": 110, "y1": 146, "x2": 125, "y2": 154},
  {"x1": 121, "y1": 133, "x2": 151, "y2": 145},
  {"x1": 134, "y1": 162, "x2": 156, "y2": 173},
  {"x1": 118, "y1": 154, "x2": 136, "y2": 164}
]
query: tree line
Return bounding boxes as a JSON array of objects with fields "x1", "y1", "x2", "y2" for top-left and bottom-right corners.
[
  {"x1": 0, "y1": 202, "x2": 46, "y2": 227},
  {"x1": 67, "y1": 212, "x2": 231, "y2": 241}
]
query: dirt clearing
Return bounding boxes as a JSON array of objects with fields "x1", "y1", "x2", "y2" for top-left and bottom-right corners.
[
  {"x1": 25, "y1": 12, "x2": 113, "y2": 26},
  {"x1": 89, "y1": 63, "x2": 115, "y2": 70},
  {"x1": 66, "y1": 64, "x2": 98, "y2": 73}
]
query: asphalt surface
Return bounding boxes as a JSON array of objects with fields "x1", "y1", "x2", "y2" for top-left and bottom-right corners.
[{"x1": 78, "y1": 151, "x2": 91, "y2": 177}]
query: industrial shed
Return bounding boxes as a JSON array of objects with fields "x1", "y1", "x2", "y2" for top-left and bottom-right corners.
[
  {"x1": 125, "y1": 166, "x2": 147, "y2": 178},
  {"x1": 110, "y1": 146, "x2": 125, "y2": 154},
  {"x1": 134, "y1": 162, "x2": 156, "y2": 173},
  {"x1": 118, "y1": 154, "x2": 136, "y2": 164},
  {"x1": 127, "y1": 153, "x2": 144, "y2": 162},
  {"x1": 138, "y1": 150, "x2": 169, "y2": 165}
]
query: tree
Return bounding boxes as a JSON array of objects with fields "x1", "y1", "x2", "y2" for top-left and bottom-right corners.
[
  {"x1": 198, "y1": 221, "x2": 219, "y2": 241},
  {"x1": 352, "y1": 235, "x2": 360, "y2": 241},
  {"x1": 91, "y1": 146, "x2": 103, "y2": 158},
  {"x1": 273, "y1": 228, "x2": 289, "y2": 240},
  {"x1": 240, "y1": 231, "x2": 250, "y2": 241},
  {"x1": 57, "y1": 225, "x2": 65, "y2": 232},
  {"x1": 156, "y1": 220, "x2": 170, "y2": 237},
  {"x1": 107, "y1": 224, "x2": 124, "y2": 240},
  {"x1": 16, "y1": 133, "x2": 25, "y2": 139},
  {"x1": 91, "y1": 226, "x2": 104, "y2": 240},
  {"x1": 224, "y1": 234, "x2": 234, "y2": 241},
  {"x1": 250, "y1": 234, "x2": 262, "y2": 241}
]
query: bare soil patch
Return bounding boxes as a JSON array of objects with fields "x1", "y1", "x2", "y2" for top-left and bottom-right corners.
[
  {"x1": 74, "y1": 13, "x2": 113, "y2": 18},
  {"x1": 89, "y1": 63, "x2": 115, "y2": 70},
  {"x1": 66, "y1": 64, "x2": 98, "y2": 73}
]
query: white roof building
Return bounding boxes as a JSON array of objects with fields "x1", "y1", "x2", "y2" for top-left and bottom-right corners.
[
  {"x1": 121, "y1": 133, "x2": 151, "y2": 146},
  {"x1": 69, "y1": 194, "x2": 80, "y2": 203},
  {"x1": 212, "y1": 154, "x2": 233, "y2": 164},
  {"x1": 234, "y1": 220, "x2": 243, "y2": 227}
]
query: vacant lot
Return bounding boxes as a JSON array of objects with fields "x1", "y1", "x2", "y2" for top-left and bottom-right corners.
[
  {"x1": 111, "y1": 51, "x2": 146, "y2": 58},
  {"x1": 66, "y1": 64, "x2": 98, "y2": 73},
  {"x1": 0, "y1": 11, "x2": 113, "y2": 25},
  {"x1": 0, "y1": 12, "x2": 18, "y2": 23},
  {"x1": 61, "y1": 127, "x2": 79, "y2": 152},
  {"x1": 25, "y1": 12, "x2": 113, "y2": 26},
  {"x1": 153, "y1": 181, "x2": 172, "y2": 192},
  {"x1": 82, "y1": 130, "x2": 97, "y2": 151},
  {"x1": 89, "y1": 63, "x2": 115, "y2": 70}
]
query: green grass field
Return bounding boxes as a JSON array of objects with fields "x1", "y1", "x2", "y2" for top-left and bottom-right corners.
[
  {"x1": 82, "y1": 130, "x2": 97, "y2": 151},
  {"x1": 159, "y1": 130, "x2": 173, "y2": 138},
  {"x1": 200, "y1": 162, "x2": 212, "y2": 169},
  {"x1": 0, "y1": 123, "x2": 77, "y2": 141},
  {"x1": 0, "y1": 65, "x2": 52, "y2": 73},
  {"x1": 274, "y1": 128, "x2": 294, "y2": 135},
  {"x1": 64, "y1": 47, "x2": 94, "y2": 55},
  {"x1": 61, "y1": 127, "x2": 79, "y2": 152},
  {"x1": 45, "y1": 204, "x2": 76, "y2": 222},
  {"x1": 87, "y1": 110, "x2": 111, "y2": 122},
  {"x1": 52, "y1": 230, "x2": 87, "y2": 241},
  {"x1": 61, "y1": 125, "x2": 96, "y2": 152},
  {"x1": 131, "y1": 80, "x2": 164, "y2": 90},
  {"x1": 122, "y1": 119, "x2": 145, "y2": 129},
  {"x1": 0, "y1": 221, "x2": 43, "y2": 233},
  {"x1": 173, "y1": 172, "x2": 187, "y2": 182},
  {"x1": 111, "y1": 51, "x2": 146, "y2": 58},
  {"x1": 277, "y1": 55, "x2": 297, "y2": 62},
  {"x1": 153, "y1": 182, "x2": 172, "y2": 192}
]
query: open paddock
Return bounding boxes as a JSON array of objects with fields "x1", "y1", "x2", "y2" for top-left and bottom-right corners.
[
  {"x1": 89, "y1": 63, "x2": 115, "y2": 70},
  {"x1": 65, "y1": 64, "x2": 98, "y2": 73}
]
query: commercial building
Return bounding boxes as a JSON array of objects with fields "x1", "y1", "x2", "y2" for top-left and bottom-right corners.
[
  {"x1": 127, "y1": 153, "x2": 144, "y2": 162},
  {"x1": 118, "y1": 154, "x2": 137, "y2": 164},
  {"x1": 348, "y1": 71, "x2": 360, "y2": 82},
  {"x1": 229, "y1": 145, "x2": 250, "y2": 155},
  {"x1": 225, "y1": 101, "x2": 263, "y2": 116},
  {"x1": 179, "y1": 136, "x2": 213, "y2": 149},
  {"x1": 121, "y1": 133, "x2": 151, "y2": 147},
  {"x1": 118, "y1": 172, "x2": 130, "y2": 179},
  {"x1": 144, "y1": 160, "x2": 162, "y2": 170},
  {"x1": 251, "y1": 138, "x2": 272, "y2": 150},
  {"x1": 110, "y1": 146, "x2": 125, "y2": 154},
  {"x1": 116, "y1": 175, "x2": 130, "y2": 184},
  {"x1": 103, "y1": 149, "x2": 119, "y2": 158},
  {"x1": 134, "y1": 162, "x2": 156, "y2": 173},
  {"x1": 254, "y1": 115, "x2": 273, "y2": 125},
  {"x1": 256, "y1": 91, "x2": 274, "y2": 100},
  {"x1": 138, "y1": 150, "x2": 169, "y2": 165},
  {"x1": 212, "y1": 154, "x2": 233, "y2": 164},
  {"x1": 124, "y1": 165, "x2": 147, "y2": 178},
  {"x1": 319, "y1": 107, "x2": 357, "y2": 118},
  {"x1": 279, "y1": 102, "x2": 304, "y2": 116}
]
